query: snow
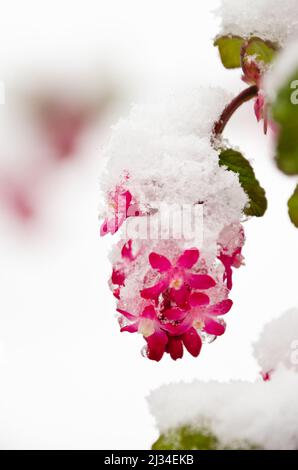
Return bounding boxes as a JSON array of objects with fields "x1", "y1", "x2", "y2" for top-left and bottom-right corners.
[
  {"x1": 149, "y1": 366, "x2": 298, "y2": 449},
  {"x1": 148, "y1": 309, "x2": 298, "y2": 449},
  {"x1": 100, "y1": 87, "x2": 248, "y2": 257},
  {"x1": 253, "y1": 308, "x2": 298, "y2": 373},
  {"x1": 216, "y1": 0, "x2": 298, "y2": 46}
]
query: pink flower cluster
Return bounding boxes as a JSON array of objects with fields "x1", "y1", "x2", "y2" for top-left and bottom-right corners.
[{"x1": 101, "y1": 191, "x2": 245, "y2": 361}]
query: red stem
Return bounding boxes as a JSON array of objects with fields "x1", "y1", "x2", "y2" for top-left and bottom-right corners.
[{"x1": 213, "y1": 85, "x2": 258, "y2": 137}]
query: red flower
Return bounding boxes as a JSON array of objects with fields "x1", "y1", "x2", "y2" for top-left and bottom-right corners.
[
  {"x1": 242, "y1": 57, "x2": 261, "y2": 88},
  {"x1": 163, "y1": 294, "x2": 232, "y2": 339},
  {"x1": 116, "y1": 271, "x2": 233, "y2": 361},
  {"x1": 100, "y1": 188, "x2": 134, "y2": 236},
  {"x1": 117, "y1": 305, "x2": 168, "y2": 361},
  {"x1": 240, "y1": 52, "x2": 270, "y2": 134},
  {"x1": 187, "y1": 293, "x2": 233, "y2": 336},
  {"x1": 166, "y1": 328, "x2": 202, "y2": 360},
  {"x1": 110, "y1": 240, "x2": 136, "y2": 298},
  {"x1": 254, "y1": 93, "x2": 269, "y2": 134},
  {"x1": 118, "y1": 303, "x2": 203, "y2": 361},
  {"x1": 260, "y1": 370, "x2": 273, "y2": 382},
  {"x1": 218, "y1": 247, "x2": 244, "y2": 290},
  {"x1": 141, "y1": 249, "x2": 216, "y2": 304}
]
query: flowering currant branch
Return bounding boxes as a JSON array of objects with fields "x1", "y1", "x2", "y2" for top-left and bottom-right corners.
[
  {"x1": 99, "y1": 0, "x2": 298, "y2": 364},
  {"x1": 99, "y1": 88, "x2": 248, "y2": 362},
  {"x1": 147, "y1": 0, "x2": 298, "y2": 451}
]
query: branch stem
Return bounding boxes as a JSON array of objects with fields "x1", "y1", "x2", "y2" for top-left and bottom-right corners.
[{"x1": 213, "y1": 85, "x2": 258, "y2": 137}]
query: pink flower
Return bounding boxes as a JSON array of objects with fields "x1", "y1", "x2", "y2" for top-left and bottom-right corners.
[
  {"x1": 116, "y1": 280, "x2": 233, "y2": 361},
  {"x1": 242, "y1": 57, "x2": 261, "y2": 87},
  {"x1": 117, "y1": 304, "x2": 203, "y2": 361},
  {"x1": 240, "y1": 55, "x2": 271, "y2": 135},
  {"x1": 111, "y1": 269, "x2": 125, "y2": 287},
  {"x1": 166, "y1": 328, "x2": 202, "y2": 360},
  {"x1": 113, "y1": 244, "x2": 236, "y2": 361},
  {"x1": 121, "y1": 239, "x2": 135, "y2": 262},
  {"x1": 254, "y1": 93, "x2": 269, "y2": 134},
  {"x1": 240, "y1": 57, "x2": 277, "y2": 135},
  {"x1": 254, "y1": 94, "x2": 265, "y2": 122},
  {"x1": 100, "y1": 183, "x2": 142, "y2": 236},
  {"x1": 187, "y1": 293, "x2": 233, "y2": 336},
  {"x1": 162, "y1": 306, "x2": 203, "y2": 360},
  {"x1": 100, "y1": 187, "x2": 133, "y2": 236},
  {"x1": 218, "y1": 247, "x2": 244, "y2": 290},
  {"x1": 260, "y1": 370, "x2": 273, "y2": 382},
  {"x1": 110, "y1": 240, "x2": 136, "y2": 298},
  {"x1": 164, "y1": 294, "x2": 232, "y2": 338},
  {"x1": 254, "y1": 92, "x2": 278, "y2": 135},
  {"x1": 117, "y1": 305, "x2": 168, "y2": 361},
  {"x1": 217, "y1": 223, "x2": 245, "y2": 290},
  {"x1": 141, "y1": 249, "x2": 216, "y2": 304}
]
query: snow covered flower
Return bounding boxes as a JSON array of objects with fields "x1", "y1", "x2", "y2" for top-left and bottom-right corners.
[
  {"x1": 218, "y1": 247, "x2": 244, "y2": 291},
  {"x1": 110, "y1": 239, "x2": 137, "y2": 298},
  {"x1": 217, "y1": 223, "x2": 245, "y2": 290},
  {"x1": 116, "y1": 276, "x2": 232, "y2": 361},
  {"x1": 112, "y1": 240, "x2": 236, "y2": 361},
  {"x1": 100, "y1": 186, "x2": 136, "y2": 236},
  {"x1": 100, "y1": 88, "x2": 248, "y2": 361}
]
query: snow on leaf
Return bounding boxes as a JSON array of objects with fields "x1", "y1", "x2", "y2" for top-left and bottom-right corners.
[
  {"x1": 246, "y1": 38, "x2": 277, "y2": 65},
  {"x1": 214, "y1": 35, "x2": 276, "y2": 70}
]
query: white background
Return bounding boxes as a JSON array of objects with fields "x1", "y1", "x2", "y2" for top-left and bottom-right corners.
[{"x1": 0, "y1": 0, "x2": 297, "y2": 449}]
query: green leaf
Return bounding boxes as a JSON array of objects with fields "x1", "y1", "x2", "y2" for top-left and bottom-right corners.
[
  {"x1": 152, "y1": 426, "x2": 219, "y2": 450},
  {"x1": 246, "y1": 38, "x2": 276, "y2": 64},
  {"x1": 271, "y1": 68, "x2": 298, "y2": 175},
  {"x1": 214, "y1": 36, "x2": 244, "y2": 69},
  {"x1": 288, "y1": 185, "x2": 298, "y2": 227},
  {"x1": 151, "y1": 426, "x2": 259, "y2": 450},
  {"x1": 214, "y1": 36, "x2": 276, "y2": 70},
  {"x1": 219, "y1": 148, "x2": 267, "y2": 217}
]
